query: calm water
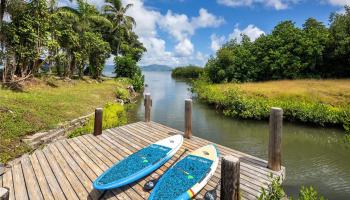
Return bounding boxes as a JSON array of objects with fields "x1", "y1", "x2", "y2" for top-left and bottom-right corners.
[{"x1": 128, "y1": 71, "x2": 350, "y2": 199}]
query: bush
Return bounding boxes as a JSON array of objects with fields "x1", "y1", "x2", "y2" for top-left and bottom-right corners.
[
  {"x1": 115, "y1": 88, "x2": 129, "y2": 101},
  {"x1": 130, "y1": 68, "x2": 144, "y2": 92},
  {"x1": 298, "y1": 186, "x2": 325, "y2": 200},
  {"x1": 171, "y1": 65, "x2": 204, "y2": 79},
  {"x1": 259, "y1": 176, "x2": 285, "y2": 200},
  {"x1": 259, "y1": 176, "x2": 325, "y2": 200},
  {"x1": 193, "y1": 81, "x2": 350, "y2": 130},
  {"x1": 69, "y1": 102, "x2": 127, "y2": 138},
  {"x1": 114, "y1": 55, "x2": 144, "y2": 91},
  {"x1": 115, "y1": 55, "x2": 138, "y2": 78},
  {"x1": 344, "y1": 134, "x2": 350, "y2": 145}
]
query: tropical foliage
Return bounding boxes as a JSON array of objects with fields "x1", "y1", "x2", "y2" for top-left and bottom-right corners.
[
  {"x1": 205, "y1": 6, "x2": 350, "y2": 83},
  {"x1": 258, "y1": 176, "x2": 285, "y2": 200},
  {"x1": 69, "y1": 102, "x2": 127, "y2": 138},
  {"x1": 193, "y1": 79, "x2": 350, "y2": 131},
  {"x1": 114, "y1": 54, "x2": 144, "y2": 91},
  {"x1": 258, "y1": 176, "x2": 325, "y2": 200},
  {"x1": 171, "y1": 65, "x2": 204, "y2": 79},
  {"x1": 0, "y1": 0, "x2": 145, "y2": 84}
]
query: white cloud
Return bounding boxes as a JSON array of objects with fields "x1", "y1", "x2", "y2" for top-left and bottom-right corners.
[
  {"x1": 159, "y1": 11, "x2": 194, "y2": 41},
  {"x1": 217, "y1": 0, "x2": 291, "y2": 10},
  {"x1": 159, "y1": 8, "x2": 224, "y2": 42},
  {"x1": 229, "y1": 24, "x2": 265, "y2": 42},
  {"x1": 86, "y1": 0, "x2": 105, "y2": 7},
  {"x1": 57, "y1": 0, "x2": 76, "y2": 7},
  {"x1": 122, "y1": 1, "x2": 224, "y2": 66},
  {"x1": 191, "y1": 8, "x2": 225, "y2": 29},
  {"x1": 210, "y1": 34, "x2": 226, "y2": 52},
  {"x1": 123, "y1": 0, "x2": 161, "y2": 38},
  {"x1": 195, "y1": 52, "x2": 208, "y2": 65},
  {"x1": 58, "y1": 0, "x2": 223, "y2": 66},
  {"x1": 210, "y1": 24, "x2": 264, "y2": 53},
  {"x1": 217, "y1": 0, "x2": 253, "y2": 7},
  {"x1": 326, "y1": 0, "x2": 350, "y2": 6},
  {"x1": 175, "y1": 39, "x2": 194, "y2": 57}
]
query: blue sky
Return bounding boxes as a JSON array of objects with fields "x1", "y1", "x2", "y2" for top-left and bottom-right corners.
[{"x1": 59, "y1": 0, "x2": 348, "y2": 66}]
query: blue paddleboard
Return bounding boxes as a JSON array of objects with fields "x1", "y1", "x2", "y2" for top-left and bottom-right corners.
[
  {"x1": 93, "y1": 135, "x2": 183, "y2": 190},
  {"x1": 149, "y1": 144, "x2": 219, "y2": 200}
]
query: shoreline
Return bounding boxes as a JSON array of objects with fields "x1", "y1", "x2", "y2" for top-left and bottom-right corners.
[{"x1": 192, "y1": 79, "x2": 350, "y2": 132}]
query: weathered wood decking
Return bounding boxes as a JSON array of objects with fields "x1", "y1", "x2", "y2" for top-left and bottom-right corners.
[{"x1": 0, "y1": 121, "x2": 285, "y2": 200}]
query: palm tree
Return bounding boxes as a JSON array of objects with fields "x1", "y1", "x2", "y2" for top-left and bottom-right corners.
[
  {"x1": 103, "y1": 0, "x2": 136, "y2": 55},
  {"x1": 58, "y1": 0, "x2": 112, "y2": 34},
  {"x1": 55, "y1": 0, "x2": 112, "y2": 77}
]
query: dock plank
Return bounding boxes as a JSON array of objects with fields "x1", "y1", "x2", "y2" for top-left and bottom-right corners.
[
  {"x1": 21, "y1": 155, "x2": 44, "y2": 200},
  {"x1": 34, "y1": 150, "x2": 67, "y2": 200},
  {"x1": 29, "y1": 152, "x2": 55, "y2": 200},
  {"x1": 2, "y1": 168, "x2": 14, "y2": 200},
  {"x1": 46, "y1": 143, "x2": 89, "y2": 199},
  {"x1": 12, "y1": 163, "x2": 28, "y2": 200},
  {"x1": 1, "y1": 121, "x2": 285, "y2": 200},
  {"x1": 52, "y1": 141, "x2": 101, "y2": 200}
]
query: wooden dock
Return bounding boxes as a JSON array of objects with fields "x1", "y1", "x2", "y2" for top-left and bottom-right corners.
[{"x1": 0, "y1": 121, "x2": 285, "y2": 200}]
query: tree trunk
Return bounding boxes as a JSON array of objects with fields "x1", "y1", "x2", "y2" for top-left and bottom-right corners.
[
  {"x1": 69, "y1": 55, "x2": 76, "y2": 77},
  {"x1": 0, "y1": 0, "x2": 6, "y2": 25},
  {"x1": 0, "y1": 0, "x2": 5, "y2": 49}
]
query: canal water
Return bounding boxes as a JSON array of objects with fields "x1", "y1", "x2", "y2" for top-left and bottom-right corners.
[{"x1": 128, "y1": 71, "x2": 350, "y2": 199}]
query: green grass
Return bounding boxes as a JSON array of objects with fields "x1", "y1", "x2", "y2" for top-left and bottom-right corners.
[
  {"x1": 69, "y1": 102, "x2": 127, "y2": 138},
  {"x1": 193, "y1": 79, "x2": 350, "y2": 131},
  {"x1": 0, "y1": 77, "x2": 129, "y2": 163},
  {"x1": 115, "y1": 87, "x2": 130, "y2": 101}
]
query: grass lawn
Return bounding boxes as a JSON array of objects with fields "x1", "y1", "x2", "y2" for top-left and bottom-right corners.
[
  {"x1": 194, "y1": 79, "x2": 350, "y2": 131},
  {"x1": 220, "y1": 79, "x2": 350, "y2": 106},
  {"x1": 0, "y1": 77, "x2": 128, "y2": 163}
]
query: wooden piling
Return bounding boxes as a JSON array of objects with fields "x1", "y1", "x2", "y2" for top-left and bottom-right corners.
[
  {"x1": 184, "y1": 99, "x2": 192, "y2": 139},
  {"x1": 221, "y1": 156, "x2": 240, "y2": 200},
  {"x1": 93, "y1": 108, "x2": 103, "y2": 136},
  {"x1": 268, "y1": 107, "x2": 283, "y2": 171},
  {"x1": 144, "y1": 93, "x2": 152, "y2": 122},
  {"x1": 0, "y1": 187, "x2": 9, "y2": 200}
]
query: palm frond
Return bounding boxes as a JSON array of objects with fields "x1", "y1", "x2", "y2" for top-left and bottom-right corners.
[
  {"x1": 56, "y1": 10, "x2": 79, "y2": 22},
  {"x1": 57, "y1": 6, "x2": 80, "y2": 16},
  {"x1": 103, "y1": 5, "x2": 116, "y2": 14},
  {"x1": 88, "y1": 15, "x2": 113, "y2": 28},
  {"x1": 125, "y1": 16, "x2": 136, "y2": 26},
  {"x1": 104, "y1": 0, "x2": 122, "y2": 11},
  {"x1": 124, "y1": 3, "x2": 133, "y2": 11}
]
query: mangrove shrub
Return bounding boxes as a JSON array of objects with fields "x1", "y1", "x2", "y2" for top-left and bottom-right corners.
[{"x1": 205, "y1": 7, "x2": 350, "y2": 83}]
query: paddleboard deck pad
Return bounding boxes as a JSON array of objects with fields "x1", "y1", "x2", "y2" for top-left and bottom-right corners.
[
  {"x1": 149, "y1": 144, "x2": 219, "y2": 200},
  {"x1": 93, "y1": 135, "x2": 183, "y2": 190}
]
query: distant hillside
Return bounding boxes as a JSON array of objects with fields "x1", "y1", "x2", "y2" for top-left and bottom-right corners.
[{"x1": 141, "y1": 64, "x2": 172, "y2": 71}]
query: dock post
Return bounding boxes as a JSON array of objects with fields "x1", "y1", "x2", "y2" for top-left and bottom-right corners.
[
  {"x1": 268, "y1": 107, "x2": 283, "y2": 171},
  {"x1": 184, "y1": 99, "x2": 192, "y2": 139},
  {"x1": 221, "y1": 156, "x2": 240, "y2": 200},
  {"x1": 0, "y1": 187, "x2": 9, "y2": 200},
  {"x1": 93, "y1": 108, "x2": 103, "y2": 136},
  {"x1": 144, "y1": 93, "x2": 152, "y2": 122}
]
